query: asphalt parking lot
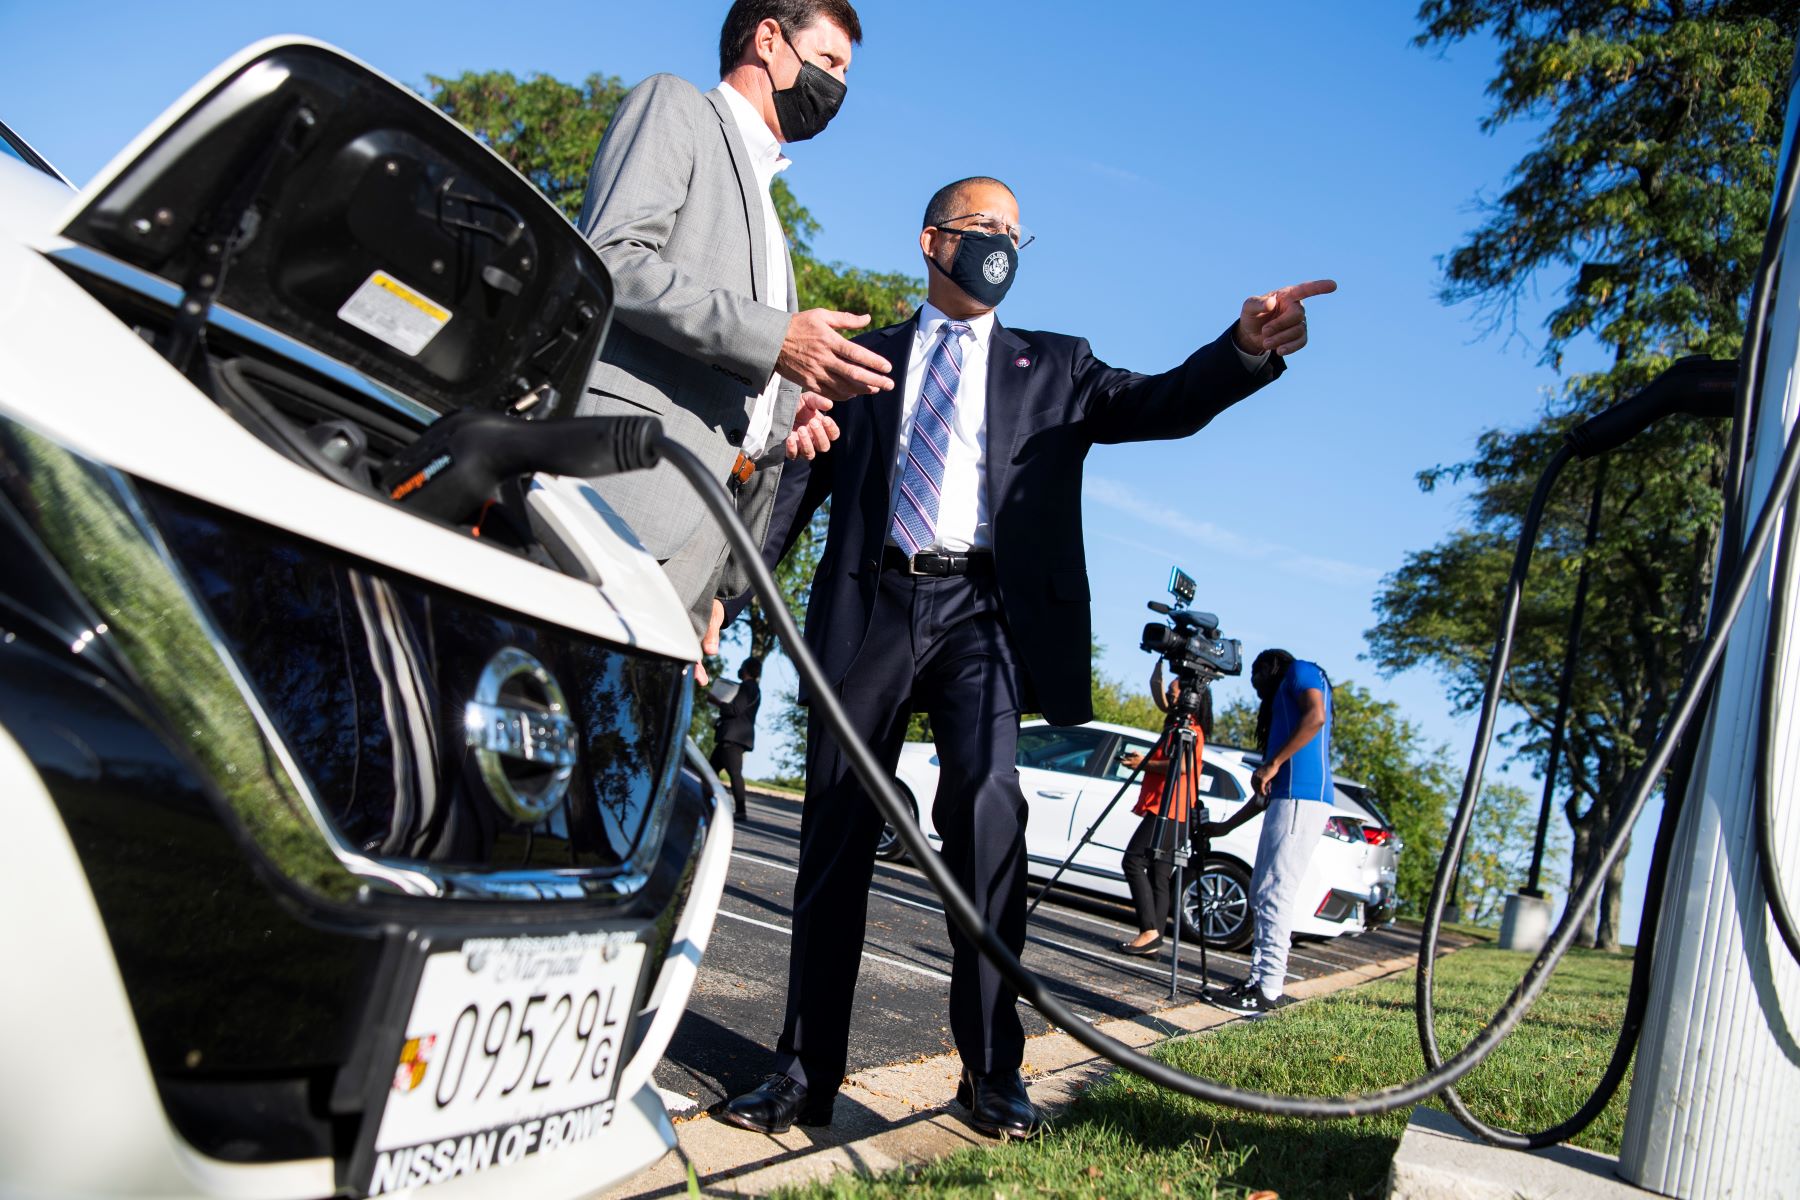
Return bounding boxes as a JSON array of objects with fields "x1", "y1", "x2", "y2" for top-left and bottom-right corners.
[{"x1": 651, "y1": 787, "x2": 1426, "y2": 1111}]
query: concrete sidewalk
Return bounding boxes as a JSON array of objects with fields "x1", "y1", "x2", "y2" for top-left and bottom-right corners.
[{"x1": 602, "y1": 949, "x2": 1425, "y2": 1199}]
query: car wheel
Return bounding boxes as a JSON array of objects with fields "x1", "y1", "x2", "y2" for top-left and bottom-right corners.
[
  {"x1": 875, "y1": 790, "x2": 916, "y2": 862},
  {"x1": 1181, "y1": 858, "x2": 1254, "y2": 951}
]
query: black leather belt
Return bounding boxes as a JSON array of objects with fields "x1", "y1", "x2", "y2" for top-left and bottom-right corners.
[{"x1": 882, "y1": 545, "x2": 994, "y2": 576}]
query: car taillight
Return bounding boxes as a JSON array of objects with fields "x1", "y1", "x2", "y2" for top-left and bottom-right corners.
[{"x1": 1363, "y1": 827, "x2": 1392, "y2": 846}]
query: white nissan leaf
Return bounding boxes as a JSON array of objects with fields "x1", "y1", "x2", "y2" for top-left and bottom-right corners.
[{"x1": 0, "y1": 40, "x2": 730, "y2": 1199}]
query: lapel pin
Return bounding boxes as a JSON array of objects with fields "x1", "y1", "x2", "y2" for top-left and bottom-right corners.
[{"x1": 1014, "y1": 356, "x2": 1031, "y2": 368}]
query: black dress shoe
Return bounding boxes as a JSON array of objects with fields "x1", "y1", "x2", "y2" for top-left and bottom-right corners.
[
  {"x1": 1116, "y1": 934, "x2": 1164, "y2": 957},
  {"x1": 716, "y1": 1074, "x2": 834, "y2": 1134},
  {"x1": 954, "y1": 1069, "x2": 1043, "y2": 1139}
]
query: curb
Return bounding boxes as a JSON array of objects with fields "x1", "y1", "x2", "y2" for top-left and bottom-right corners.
[{"x1": 601, "y1": 949, "x2": 1427, "y2": 1198}]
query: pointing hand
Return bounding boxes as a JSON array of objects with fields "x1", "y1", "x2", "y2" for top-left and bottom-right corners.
[{"x1": 1236, "y1": 279, "x2": 1337, "y2": 358}]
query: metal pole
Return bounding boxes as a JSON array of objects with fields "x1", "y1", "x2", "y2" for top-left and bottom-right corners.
[
  {"x1": 1163, "y1": 722, "x2": 1196, "y2": 999},
  {"x1": 1618, "y1": 85, "x2": 1800, "y2": 1192},
  {"x1": 1525, "y1": 460, "x2": 1608, "y2": 895}
]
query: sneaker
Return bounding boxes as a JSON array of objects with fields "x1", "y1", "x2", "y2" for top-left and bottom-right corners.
[{"x1": 1209, "y1": 982, "x2": 1279, "y2": 1017}]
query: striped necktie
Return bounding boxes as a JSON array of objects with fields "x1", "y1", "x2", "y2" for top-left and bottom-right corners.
[{"x1": 890, "y1": 321, "x2": 971, "y2": 555}]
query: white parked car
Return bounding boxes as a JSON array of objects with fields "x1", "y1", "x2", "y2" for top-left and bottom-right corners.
[
  {"x1": 888, "y1": 720, "x2": 1401, "y2": 949},
  {"x1": 1, "y1": 40, "x2": 729, "y2": 1200}
]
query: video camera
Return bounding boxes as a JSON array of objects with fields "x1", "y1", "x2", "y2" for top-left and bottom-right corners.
[{"x1": 1139, "y1": 567, "x2": 1243, "y2": 683}]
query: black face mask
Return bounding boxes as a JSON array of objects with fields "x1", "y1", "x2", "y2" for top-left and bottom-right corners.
[
  {"x1": 769, "y1": 30, "x2": 845, "y2": 142},
  {"x1": 930, "y1": 228, "x2": 1019, "y2": 307}
]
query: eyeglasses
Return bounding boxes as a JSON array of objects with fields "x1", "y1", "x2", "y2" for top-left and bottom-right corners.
[{"x1": 935, "y1": 211, "x2": 1035, "y2": 249}]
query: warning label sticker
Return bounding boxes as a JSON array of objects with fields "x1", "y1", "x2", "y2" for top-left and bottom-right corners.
[{"x1": 337, "y1": 270, "x2": 451, "y2": 357}]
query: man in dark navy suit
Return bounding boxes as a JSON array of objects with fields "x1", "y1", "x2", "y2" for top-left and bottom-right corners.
[{"x1": 718, "y1": 176, "x2": 1334, "y2": 1139}]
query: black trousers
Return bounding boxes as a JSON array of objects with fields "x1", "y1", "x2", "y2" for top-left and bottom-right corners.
[
  {"x1": 1121, "y1": 811, "x2": 1182, "y2": 934},
  {"x1": 775, "y1": 566, "x2": 1028, "y2": 1093},
  {"x1": 709, "y1": 741, "x2": 749, "y2": 818}
]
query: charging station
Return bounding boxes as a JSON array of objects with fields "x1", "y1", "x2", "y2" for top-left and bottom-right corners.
[{"x1": 1616, "y1": 64, "x2": 1800, "y2": 1196}]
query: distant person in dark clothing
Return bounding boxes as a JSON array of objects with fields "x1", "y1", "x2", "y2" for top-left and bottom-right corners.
[
  {"x1": 1116, "y1": 662, "x2": 1212, "y2": 957},
  {"x1": 708, "y1": 656, "x2": 764, "y2": 821}
]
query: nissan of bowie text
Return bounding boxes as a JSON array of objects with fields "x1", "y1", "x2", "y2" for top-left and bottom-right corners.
[{"x1": 0, "y1": 39, "x2": 732, "y2": 1200}]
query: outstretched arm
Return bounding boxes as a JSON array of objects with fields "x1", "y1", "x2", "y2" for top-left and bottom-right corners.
[{"x1": 1082, "y1": 279, "x2": 1336, "y2": 444}]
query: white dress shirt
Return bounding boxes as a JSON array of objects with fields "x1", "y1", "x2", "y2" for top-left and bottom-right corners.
[
  {"x1": 717, "y1": 81, "x2": 792, "y2": 458},
  {"x1": 888, "y1": 303, "x2": 997, "y2": 552},
  {"x1": 887, "y1": 305, "x2": 1271, "y2": 554}
]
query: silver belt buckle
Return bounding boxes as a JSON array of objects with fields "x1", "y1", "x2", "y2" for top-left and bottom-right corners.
[{"x1": 906, "y1": 552, "x2": 929, "y2": 576}]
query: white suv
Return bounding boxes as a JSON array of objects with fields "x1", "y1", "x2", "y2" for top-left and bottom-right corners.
[{"x1": 889, "y1": 720, "x2": 1400, "y2": 949}]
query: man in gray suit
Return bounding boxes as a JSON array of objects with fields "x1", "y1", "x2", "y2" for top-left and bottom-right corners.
[{"x1": 576, "y1": 0, "x2": 892, "y2": 651}]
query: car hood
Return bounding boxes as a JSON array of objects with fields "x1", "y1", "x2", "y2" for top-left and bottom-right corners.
[
  {"x1": 49, "y1": 37, "x2": 609, "y2": 419},
  {"x1": 0, "y1": 155, "x2": 74, "y2": 244}
]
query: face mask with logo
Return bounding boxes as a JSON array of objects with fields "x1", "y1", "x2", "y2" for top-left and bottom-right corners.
[
  {"x1": 769, "y1": 28, "x2": 846, "y2": 142},
  {"x1": 930, "y1": 228, "x2": 1019, "y2": 307}
]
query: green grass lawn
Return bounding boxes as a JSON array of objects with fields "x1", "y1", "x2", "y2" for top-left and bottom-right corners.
[{"x1": 774, "y1": 944, "x2": 1634, "y2": 1200}]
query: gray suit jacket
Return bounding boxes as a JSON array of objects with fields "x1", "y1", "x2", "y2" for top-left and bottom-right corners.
[{"x1": 575, "y1": 74, "x2": 800, "y2": 624}]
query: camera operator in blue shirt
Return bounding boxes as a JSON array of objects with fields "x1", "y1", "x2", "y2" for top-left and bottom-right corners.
[{"x1": 1209, "y1": 649, "x2": 1334, "y2": 1016}]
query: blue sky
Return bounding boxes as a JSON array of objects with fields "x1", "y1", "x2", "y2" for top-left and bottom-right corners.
[{"x1": 1, "y1": 0, "x2": 1653, "y2": 938}]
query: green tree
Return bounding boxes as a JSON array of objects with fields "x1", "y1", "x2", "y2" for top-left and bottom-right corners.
[
  {"x1": 1215, "y1": 681, "x2": 1454, "y2": 914},
  {"x1": 424, "y1": 69, "x2": 922, "y2": 775},
  {"x1": 776, "y1": 643, "x2": 1169, "y2": 784},
  {"x1": 1213, "y1": 697, "x2": 1258, "y2": 750},
  {"x1": 1459, "y1": 781, "x2": 1565, "y2": 927},
  {"x1": 425, "y1": 71, "x2": 628, "y2": 220},
  {"x1": 1089, "y1": 648, "x2": 1169, "y2": 733},
  {"x1": 1369, "y1": 2, "x2": 1797, "y2": 949}
]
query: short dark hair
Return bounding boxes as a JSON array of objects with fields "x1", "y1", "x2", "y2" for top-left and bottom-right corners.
[
  {"x1": 740, "y1": 656, "x2": 764, "y2": 679},
  {"x1": 719, "y1": 0, "x2": 863, "y2": 78},
  {"x1": 922, "y1": 176, "x2": 1014, "y2": 230}
]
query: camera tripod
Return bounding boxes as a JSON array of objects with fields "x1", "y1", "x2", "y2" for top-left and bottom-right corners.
[{"x1": 1027, "y1": 675, "x2": 1216, "y2": 999}]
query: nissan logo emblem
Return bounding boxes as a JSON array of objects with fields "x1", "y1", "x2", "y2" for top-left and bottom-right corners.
[{"x1": 464, "y1": 648, "x2": 580, "y2": 824}]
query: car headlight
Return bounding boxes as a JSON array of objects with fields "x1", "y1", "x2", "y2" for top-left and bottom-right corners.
[{"x1": 3, "y1": 415, "x2": 690, "y2": 904}]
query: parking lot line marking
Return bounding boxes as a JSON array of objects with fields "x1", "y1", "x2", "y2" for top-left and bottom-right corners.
[
  {"x1": 862, "y1": 951, "x2": 953, "y2": 984},
  {"x1": 736, "y1": 849, "x2": 1177, "y2": 940},
  {"x1": 730, "y1": 850, "x2": 1267, "y2": 968},
  {"x1": 715, "y1": 908, "x2": 954, "y2": 984},
  {"x1": 1278, "y1": 945, "x2": 1363, "y2": 971},
  {"x1": 716, "y1": 909, "x2": 790, "y2": 935},
  {"x1": 731, "y1": 850, "x2": 799, "y2": 874},
  {"x1": 1026, "y1": 931, "x2": 1292, "y2": 983}
]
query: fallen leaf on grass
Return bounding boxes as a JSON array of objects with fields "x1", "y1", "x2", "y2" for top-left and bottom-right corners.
[
  {"x1": 1247, "y1": 1191, "x2": 1280, "y2": 1200},
  {"x1": 1086, "y1": 1166, "x2": 1103, "y2": 1179}
]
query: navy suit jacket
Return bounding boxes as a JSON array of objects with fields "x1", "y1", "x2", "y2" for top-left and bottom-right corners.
[{"x1": 757, "y1": 314, "x2": 1281, "y2": 726}]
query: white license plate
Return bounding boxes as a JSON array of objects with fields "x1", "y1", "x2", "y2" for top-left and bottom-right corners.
[{"x1": 365, "y1": 931, "x2": 646, "y2": 1196}]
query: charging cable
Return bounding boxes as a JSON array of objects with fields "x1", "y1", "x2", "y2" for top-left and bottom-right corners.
[{"x1": 654, "y1": 396, "x2": 1800, "y2": 1118}]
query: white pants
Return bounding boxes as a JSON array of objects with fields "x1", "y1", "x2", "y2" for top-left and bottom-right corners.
[{"x1": 1247, "y1": 796, "x2": 1332, "y2": 1000}]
